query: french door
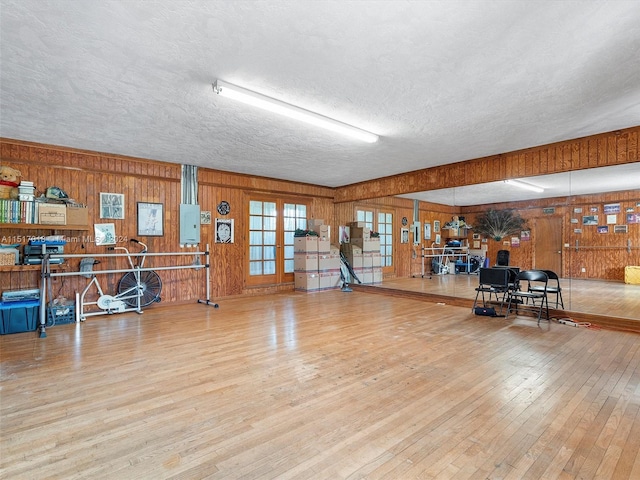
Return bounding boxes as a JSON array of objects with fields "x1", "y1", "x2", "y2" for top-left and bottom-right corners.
[
  {"x1": 247, "y1": 197, "x2": 309, "y2": 286},
  {"x1": 355, "y1": 207, "x2": 394, "y2": 271}
]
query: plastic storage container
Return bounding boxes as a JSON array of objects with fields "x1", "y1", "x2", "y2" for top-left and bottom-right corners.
[
  {"x1": 46, "y1": 303, "x2": 76, "y2": 326},
  {"x1": 0, "y1": 300, "x2": 40, "y2": 334}
]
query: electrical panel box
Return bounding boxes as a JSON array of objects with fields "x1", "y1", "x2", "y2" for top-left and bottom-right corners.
[{"x1": 179, "y1": 204, "x2": 201, "y2": 245}]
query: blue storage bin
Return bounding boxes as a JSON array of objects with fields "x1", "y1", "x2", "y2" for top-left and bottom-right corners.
[{"x1": 0, "y1": 300, "x2": 40, "y2": 334}]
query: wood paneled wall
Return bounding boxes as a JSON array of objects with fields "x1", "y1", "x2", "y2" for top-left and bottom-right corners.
[
  {"x1": 335, "y1": 126, "x2": 639, "y2": 202},
  {"x1": 0, "y1": 139, "x2": 334, "y2": 305},
  {"x1": 334, "y1": 196, "x2": 460, "y2": 279},
  {"x1": 461, "y1": 190, "x2": 640, "y2": 280},
  {"x1": 197, "y1": 169, "x2": 334, "y2": 297},
  {"x1": 335, "y1": 190, "x2": 639, "y2": 282},
  {"x1": 2, "y1": 126, "x2": 638, "y2": 310}
]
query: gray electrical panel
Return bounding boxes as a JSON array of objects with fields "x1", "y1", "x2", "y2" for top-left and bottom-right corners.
[{"x1": 179, "y1": 204, "x2": 201, "y2": 245}]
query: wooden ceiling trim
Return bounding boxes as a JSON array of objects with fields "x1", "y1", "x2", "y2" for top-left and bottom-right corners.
[{"x1": 334, "y1": 125, "x2": 640, "y2": 203}]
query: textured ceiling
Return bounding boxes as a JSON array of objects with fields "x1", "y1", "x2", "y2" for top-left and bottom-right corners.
[{"x1": 1, "y1": 0, "x2": 639, "y2": 203}]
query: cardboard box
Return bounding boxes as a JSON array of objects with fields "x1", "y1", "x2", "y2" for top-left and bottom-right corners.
[
  {"x1": 360, "y1": 268, "x2": 374, "y2": 284},
  {"x1": 330, "y1": 244, "x2": 340, "y2": 255},
  {"x1": 362, "y1": 253, "x2": 374, "y2": 268},
  {"x1": 352, "y1": 267, "x2": 365, "y2": 284},
  {"x1": 318, "y1": 253, "x2": 340, "y2": 271},
  {"x1": 66, "y1": 205, "x2": 88, "y2": 226},
  {"x1": 351, "y1": 238, "x2": 380, "y2": 253},
  {"x1": 371, "y1": 252, "x2": 382, "y2": 267},
  {"x1": 344, "y1": 253, "x2": 363, "y2": 269},
  {"x1": 307, "y1": 219, "x2": 324, "y2": 230},
  {"x1": 373, "y1": 268, "x2": 383, "y2": 284},
  {"x1": 319, "y1": 271, "x2": 341, "y2": 290},
  {"x1": 295, "y1": 272, "x2": 320, "y2": 291},
  {"x1": 316, "y1": 224, "x2": 330, "y2": 238},
  {"x1": 317, "y1": 238, "x2": 331, "y2": 253},
  {"x1": 294, "y1": 236, "x2": 318, "y2": 253},
  {"x1": 294, "y1": 253, "x2": 318, "y2": 271},
  {"x1": 348, "y1": 221, "x2": 367, "y2": 228},
  {"x1": 350, "y1": 227, "x2": 371, "y2": 239},
  {"x1": 340, "y1": 243, "x2": 362, "y2": 255},
  {"x1": 38, "y1": 203, "x2": 66, "y2": 225}
]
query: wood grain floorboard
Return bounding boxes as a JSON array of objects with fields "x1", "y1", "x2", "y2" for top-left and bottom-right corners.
[{"x1": 1, "y1": 290, "x2": 639, "y2": 479}]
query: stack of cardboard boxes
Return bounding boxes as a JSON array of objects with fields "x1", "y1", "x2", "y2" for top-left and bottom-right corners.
[
  {"x1": 341, "y1": 222, "x2": 382, "y2": 284},
  {"x1": 294, "y1": 219, "x2": 341, "y2": 292}
]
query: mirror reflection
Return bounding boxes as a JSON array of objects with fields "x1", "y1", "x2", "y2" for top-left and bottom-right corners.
[{"x1": 370, "y1": 164, "x2": 640, "y2": 321}]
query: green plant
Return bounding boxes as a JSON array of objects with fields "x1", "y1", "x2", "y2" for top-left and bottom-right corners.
[{"x1": 473, "y1": 209, "x2": 527, "y2": 241}]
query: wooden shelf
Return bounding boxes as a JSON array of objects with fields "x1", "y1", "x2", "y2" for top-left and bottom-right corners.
[
  {"x1": 0, "y1": 263, "x2": 69, "y2": 273},
  {"x1": 0, "y1": 223, "x2": 89, "y2": 231}
]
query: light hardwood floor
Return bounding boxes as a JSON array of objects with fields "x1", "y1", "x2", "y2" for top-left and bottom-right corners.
[{"x1": 1, "y1": 290, "x2": 640, "y2": 479}]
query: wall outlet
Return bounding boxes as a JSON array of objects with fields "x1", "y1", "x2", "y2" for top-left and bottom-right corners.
[{"x1": 581, "y1": 267, "x2": 586, "y2": 273}]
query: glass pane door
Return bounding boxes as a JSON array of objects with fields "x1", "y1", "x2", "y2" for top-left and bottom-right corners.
[
  {"x1": 249, "y1": 200, "x2": 277, "y2": 283},
  {"x1": 378, "y1": 211, "x2": 393, "y2": 267},
  {"x1": 356, "y1": 207, "x2": 394, "y2": 273},
  {"x1": 283, "y1": 203, "x2": 307, "y2": 273},
  {"x1": 248, "y1": 197, "x2": 308, "y2": 286}
]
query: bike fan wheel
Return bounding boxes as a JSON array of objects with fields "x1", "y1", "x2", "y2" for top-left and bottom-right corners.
[{"x1": 118, "y1": 271, "x2": 162, "y2": 308}]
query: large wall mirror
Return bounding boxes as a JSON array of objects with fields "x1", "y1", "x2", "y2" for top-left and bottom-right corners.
[{"x1": 368, "y1": 163, "x2": 640, "y2": 322}]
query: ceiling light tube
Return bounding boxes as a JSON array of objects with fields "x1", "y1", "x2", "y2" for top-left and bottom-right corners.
[
  {"x1": 212, "y1": 80, "x2": 379, "y2": 143},
  {"x1": 504, "y1": 179, "x2": 544, "y2": 193}
]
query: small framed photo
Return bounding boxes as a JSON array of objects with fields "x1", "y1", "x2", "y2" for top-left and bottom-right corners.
[
  {"x1": 215, "y1": 218, "x2": 234, "y2": 243},
  {"x1": 603, "y1": 203, "x2": 620, "y2": 214},
  {"x1": 100, "y1": 193, "x2": 125, "y2": 219},
  {"x1": 94, "y1": 223, "x2": 116, "y2": 246},
  {"x1": 433, "y1": 220, "x2": 440, "y2": 233},
  {"x1": 435, "y1": 234, "x2": 441, "y2": 245},
  {"x1": 614, "y1": 225, "x2": 628, "y2": 234},
  {"x1": 200, "y1": 211, "x2": 212, "y2": 225},
  {"x1": 401, "y1": 228, "x2": 409, "y2": 244},
  {"x1": 137, "y1": 202, "x2": 164, "y2": 236},
  {"x1": 424, "y1": 223, "x2": 431, "y2": 240}
]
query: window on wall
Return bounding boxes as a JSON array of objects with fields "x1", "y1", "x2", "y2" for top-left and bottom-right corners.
[{"x1": 356, "y1": 210, "x2": 374, "y2": 230}]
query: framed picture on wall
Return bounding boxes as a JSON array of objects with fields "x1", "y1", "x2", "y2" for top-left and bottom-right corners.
[
  {"x1": 137, "y1": 202, "x2": 164, "y2": 236},
  {"x1": 424, "y1": 223, "x2": 431, "y2": 240},
  {"x1": 100, "y1": 192, "x2": 125, "y2": 219},
  {"x1": 215, "y1": 218, "x2": 234, "y2": 243},
  {"x1": 200, "y1": 211, "x2": 212, "y2": 225},
  {"x1": 401, "y1": 228, "x2": 409, "y2": 244},
  {"x1": 434, "y1": 220, "x2": 440, "y2": 233},
  {"x1": 94, "y1": 223, "x2": 116, "y2": 246}
]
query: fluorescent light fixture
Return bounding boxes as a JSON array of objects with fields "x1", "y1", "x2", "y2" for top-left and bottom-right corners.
[
  {"x1": 504, "y1": 179, "x2": 544, "y2": 193},
  {"x1": 212, "y1": 80, "x2": 379, "y2": 143}
]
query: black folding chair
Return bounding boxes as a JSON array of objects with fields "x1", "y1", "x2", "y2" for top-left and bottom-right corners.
[
  {"x1": 528, "y1": 269, "x2": 564, "y2": 309},
  {"x1": 506, "y1": 270, "x2": 550, "y2": 324},
  {"x1": 472, "y1": 268, "x2": 510, "y2": 315}
]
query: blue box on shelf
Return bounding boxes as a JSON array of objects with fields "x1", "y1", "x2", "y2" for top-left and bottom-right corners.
[{"x1": 0, "y1": 300, "x2": 40, "y2": 334}]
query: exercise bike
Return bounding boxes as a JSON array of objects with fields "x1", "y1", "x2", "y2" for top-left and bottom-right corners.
[{"x1": 79, "y1": 239, "x2": 162, "y2": 320}]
